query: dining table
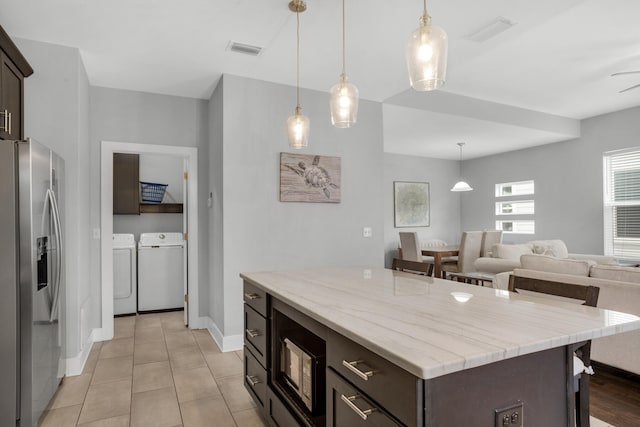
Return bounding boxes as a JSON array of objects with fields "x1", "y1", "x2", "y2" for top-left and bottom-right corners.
[{"x1": 421, "y1": 246, "x2": 459, "y2": 278}]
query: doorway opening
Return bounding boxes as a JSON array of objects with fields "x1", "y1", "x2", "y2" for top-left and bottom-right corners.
[{"x1": 98, "y1": 141, "x2": 199, "y2": 341}]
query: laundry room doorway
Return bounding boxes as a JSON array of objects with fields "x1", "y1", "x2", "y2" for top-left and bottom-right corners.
[{"x1": 99, "y1": 141, "x2": 199, "y2": 341}]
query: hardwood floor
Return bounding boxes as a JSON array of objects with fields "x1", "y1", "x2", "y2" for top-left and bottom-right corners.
[{"x1": 590, "y1": 362, "x2": 640, "y2": 427}]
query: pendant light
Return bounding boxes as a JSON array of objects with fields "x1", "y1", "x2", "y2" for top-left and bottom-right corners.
[
  {"x1": 287, "y1": 0, "x2": 310, "y2": 149},
  {"x1": 329, "y1": 0, "x2": 358, "y2": 128},
  {"x1": 406, "y1": 0, "x2": 448, "y2": 91},
  {"x1": 451, "y1": 142, "x2": 473, "y2": 192}
]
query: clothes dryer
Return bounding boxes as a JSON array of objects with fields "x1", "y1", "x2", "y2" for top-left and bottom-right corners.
[
  {"x1": 113, "y1": 234, "x2": 137, "y2": 315},
  {"x1": 137, "y1": 232, "x2": 184, "y2": 311}
]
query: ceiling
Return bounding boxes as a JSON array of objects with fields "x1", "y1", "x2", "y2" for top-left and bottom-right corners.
[{"x1": 1, "y1": 0, "x2": 639, "y2": 159}]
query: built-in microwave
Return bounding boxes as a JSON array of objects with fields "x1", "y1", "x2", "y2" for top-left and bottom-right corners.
[{"x1": 279, "y1": 336, "x2": 325, "y2": 415}]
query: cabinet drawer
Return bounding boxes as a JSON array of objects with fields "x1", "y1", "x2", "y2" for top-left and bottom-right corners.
[
  {"x1": 327, "y1": 368, "x2": 401, "y2": 427},
  {"x1": 243, "y1": 281, "x2": 267, "y2": 317},
  {"x1": 244, "y1": 346, "x2": 267, "y2": 410},
  {"x1": 244, "y1": 305, "x2": 267, "y2": 367},
  {"x1": 327, "y1": 329, "x2": 420, "y2": 426},
  {"x1": 266, "y1": 388, "x2": 301, "y2": 427}
]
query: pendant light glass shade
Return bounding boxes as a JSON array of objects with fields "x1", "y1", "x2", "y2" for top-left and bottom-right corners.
[
  {"x1": 451, "y1": 180, "x2": 473, "y2": 192},
  {"x1": 330, "y1": 75, "x2": 358, "y2": 128},
  {"x1": 287, "y1": 0, "x2": 309, "y2": 149},
  {"x1": 451, "y1": 142, "x2": 472, "y2": 192},
  {"x1": 330, "y1": 0, "x2": 358, "y2": 128},
  {"x1": 406, "y1": 1, "x2": 448, "y2": 91},
  {"x1": 287, "y1": 106, "x2": 310, "y2": 149}
]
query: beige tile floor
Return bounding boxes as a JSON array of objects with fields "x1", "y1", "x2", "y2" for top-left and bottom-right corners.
[
  {"x1": 39, "y1": 311, "x2": 268, "y2": 427},
  {"x1": 36, "y1": 311, "x2": 618, "y2": 427}
]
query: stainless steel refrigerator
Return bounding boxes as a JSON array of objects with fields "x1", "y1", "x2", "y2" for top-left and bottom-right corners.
[{"x1": 1, "y1": 138, "x2": 65, "y2": 426}]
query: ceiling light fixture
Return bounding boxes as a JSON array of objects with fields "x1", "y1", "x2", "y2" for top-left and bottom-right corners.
[
  {"x1": 329, "y1": 0, "x2": 358, "y2": 128},
  {"x1": 406, "y1": 0, "x2": 448, "y2": 91},
  {"x1": 287, "y1": 0, "x2": 310, "y2": 149},
  {"x1": 451, "y1": 142, "x2": 473, "y2": 192}
]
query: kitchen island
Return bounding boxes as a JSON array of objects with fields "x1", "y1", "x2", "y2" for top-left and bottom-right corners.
[{"x1": 240, "y1": 267, "x2": 640, "y2": 426}]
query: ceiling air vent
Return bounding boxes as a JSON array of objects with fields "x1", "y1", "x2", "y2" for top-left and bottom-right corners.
[
  {"x1": 466, "y1": 17, "x2": 516, "y2": 43},
  {"x1": 227, "y1": 41, "x2": 263, "y2": 56}
]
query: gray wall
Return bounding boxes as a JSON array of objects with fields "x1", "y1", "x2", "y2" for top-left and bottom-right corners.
[
  {"x1": 17, "y1": 38, "x2": 90, "y2": 359},
  {"x1": 462, "y1": 106, "x2": 640, "y2": 254},
  {"x1": 383, "y1": 153, "x2": 463, "y2": 267},
  {"x1": 213, "y1": 75, "x2": 385, "y2": 338},
  {"x1": 89, "y1": 86, "x2": 210, "y2": 328},
  {"x1": 208, "y1": 77, "x2": 224, "y2": 329}
]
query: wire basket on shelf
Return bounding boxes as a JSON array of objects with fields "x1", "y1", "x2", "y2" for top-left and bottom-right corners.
[{"x1": 140, "y1": 181, "x2": 168, "y2": 203}]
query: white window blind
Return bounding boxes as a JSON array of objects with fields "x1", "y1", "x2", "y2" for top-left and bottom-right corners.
[
  {"x1": 604, "y1": 148, "x2": 640, "y2": 260},
  {"x1": 495, "y1": 180, "x2": 535, "y2": 197},
  {"x1": 495, "y1": 180, "x2": 535, "y2": 234},
  {"x1": 495, "y1": 200, "x2": 535, "y2": 215},
  {"x1": 496, "y1": 220, "x2": 535, "y2": 234}
]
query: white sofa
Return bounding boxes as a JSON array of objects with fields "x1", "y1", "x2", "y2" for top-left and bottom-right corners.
[
  {"x1": 495, "y1": 254, "x2": 640, "y2": 376},
  {"x1": 474, "y1": 239, "x2": 617, "y2": 274}
]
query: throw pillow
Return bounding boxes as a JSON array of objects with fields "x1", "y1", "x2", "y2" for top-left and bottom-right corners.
[
  {"x1": 493, "y1": 243, "x2": 533, "y2": 260},
  {"x1": 529, "y1": 240, "x2": 569, "y2": 259}
]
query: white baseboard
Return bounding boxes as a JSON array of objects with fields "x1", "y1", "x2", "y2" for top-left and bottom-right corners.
[
  {"x1": 91, "y1": 325, "x2": 113, "y2": 342},
  {"x1": 199, "y1": 316, "x2": 243, "y2": 352},
  {"x1": 65, "y1": 331, "x2": 96, "y2": 376}
]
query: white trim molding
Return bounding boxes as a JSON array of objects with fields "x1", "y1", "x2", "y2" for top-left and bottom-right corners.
[
  {"x1": 65, "y1": 332, "x2": 97, "y2": 376},
  {"x1": 199, "y1": 316, "x2": 243, "y2": 352},
  {"x1": 100, "y1": 141, "x2": 199, "y2": 339}
]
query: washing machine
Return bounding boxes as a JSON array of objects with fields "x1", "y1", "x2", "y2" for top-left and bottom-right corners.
[
  {"x1": 113, "y1": 234, "x2": 137, "y2": 315},
  {"x1": 137, "y1": 232, "x2": 185, "y2": 311}
]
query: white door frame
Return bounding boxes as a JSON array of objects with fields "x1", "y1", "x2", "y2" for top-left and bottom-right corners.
[{"x1": 97, "y1": 141, "x2": 198, "y2": 341}]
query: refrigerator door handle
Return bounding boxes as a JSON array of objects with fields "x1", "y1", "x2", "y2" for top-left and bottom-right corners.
[{"x1": 46, "y1": 189, "x2": 63, "y2": 323}]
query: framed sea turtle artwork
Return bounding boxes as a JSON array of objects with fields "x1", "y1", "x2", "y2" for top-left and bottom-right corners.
[
  {"x1": 394, "y1": 181, "x2": 430, "y2": 227},
  {"x1": 280, "y1": 152, "x2": 341, "y2": 203}
]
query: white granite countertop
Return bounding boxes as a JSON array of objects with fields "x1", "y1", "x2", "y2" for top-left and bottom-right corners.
[{"x1": 240, "y1": 267, "x2": 640, "y2": 380}]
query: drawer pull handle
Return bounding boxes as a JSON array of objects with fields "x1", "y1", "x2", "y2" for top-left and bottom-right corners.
[
  {"x1": 0, "y1": 109, "x2": 7, "y2": 133},
  {"x1": 342, "y1": 360, "x2": 375, "y2": 381},
  {"x1": 340, "y1": 394, "x2": 377, "y2": 420},
  {"x1": 246, "y1": 375, "x2": 261, "y2": 386},
  {"x1": 244, "y1": 292, "x2": 260, "y2": 301},
  {"x1": 246, "y1": 329, "x2": 261, "y2": 338}
]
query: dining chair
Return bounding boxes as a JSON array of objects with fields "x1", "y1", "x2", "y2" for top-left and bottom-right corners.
[
  {"x1": 391, "y1": 258, "x2": 431, "y2": 275},
  {"x1": 480, "y1": 230, "x2": 503, "y2": 257},
  {"x1": 398, "y1": 232, "x2": 433, "y2": 276},
  {"x1": 441, "y1": 231, "x2": 483, "y2": 279},
  {"x1": 508, "y1": 274, "x2": 600, "y2": 427}
]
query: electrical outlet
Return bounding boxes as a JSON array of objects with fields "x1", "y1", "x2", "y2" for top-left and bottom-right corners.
[
  {"x1": 363, "y1": 227, "x2": 372, "y2": 238},
  {"x1": 494, "y1": 402, "x2": 523, "y2": 427}
]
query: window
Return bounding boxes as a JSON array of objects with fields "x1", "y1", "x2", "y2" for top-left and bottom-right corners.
[
  {"x1": 495, "y1": 180, "x2": 535, "y2": 197},
  {"x1": 603, "y1": 148, "x2": 640, "y2": 260},
  {"x1": 495, "y1": 200, "x2": 534, "y2": 215},
  {"x1": 495, "y1": 180, "x2": 535, "y2": 234},
  {"x1": 496, "y1": 220, "x2": 535, "y2": 234}
]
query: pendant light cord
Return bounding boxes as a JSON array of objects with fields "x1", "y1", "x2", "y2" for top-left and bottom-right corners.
[
  {"x1": 421, "y1": 0, "x2": 428, "y2": 24},
  {"x1": 341, "y1": 0, "x2": 346, "y2": 77},
  {"x1": 296, "y1": 8, "x2": 301, "y2": 109}
]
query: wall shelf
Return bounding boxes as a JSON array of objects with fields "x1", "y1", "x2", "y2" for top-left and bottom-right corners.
[{"x1": 139, "y1": 203, "x2": 183, "y2": 214}]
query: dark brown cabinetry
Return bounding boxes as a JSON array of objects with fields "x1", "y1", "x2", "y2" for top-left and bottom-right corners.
[
  {"x1": 113, "y1": 153, "x2": 140, "y2": 215},
  {"x1": 0, "y1": 25, "x2": 33, "y2": 140},
  {"x1": 242, "y1": 280, "x2": 413, "y2": 427},
  {"x1": 113, "y1": 153, "x2": 184, "y2": 215},
  {"x1": 326, "y1": 369, "x2": 402, "y2": 427},
  {"x1": 243, "y1": 282, "x2": 268, "y2": 413}
]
